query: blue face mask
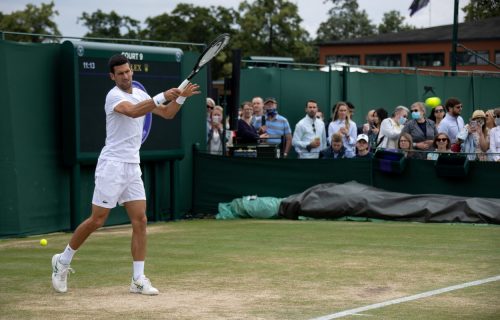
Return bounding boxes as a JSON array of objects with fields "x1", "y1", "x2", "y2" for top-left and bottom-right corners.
[
  {"x1": 266, "y1": 108, "x2": 277, "y2": 117},
  {"x1": 399, "y1": 117, "x2": 407, "y2": 125},
  {"x1": 411, "y1": 111, "x2": 421, "y2": 120}
]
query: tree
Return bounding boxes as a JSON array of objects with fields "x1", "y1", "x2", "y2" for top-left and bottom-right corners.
[
  {"x1": 143, "y1": 4, "x2": 238, "y2": 79},
  {"x1": 462, "y1": 0, "x2": 500, "y2": 22},
  {"x1": 235, "y1": 0, "x2": 314, "y2": 62},
  {"x1": 378, "y1": 10, "x2": 415, "y2": 34},
  {"x1": 0, "y1": 1, "x2": 60, "y2": 42},
  {"x1": 78, "y1": 10, "x2": 141, "y2": 39},
  {"x1": 317, "y1": 0, "x2": 375, "y2": 42}
]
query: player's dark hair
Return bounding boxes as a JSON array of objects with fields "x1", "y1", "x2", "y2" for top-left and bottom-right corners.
[{"x1": 108, "y1": 54, "x2": 130, "y2": 73}]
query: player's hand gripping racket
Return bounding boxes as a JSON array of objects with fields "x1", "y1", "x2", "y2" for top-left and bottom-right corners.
[{"x1": 178, "y1": 33, "x2": 230, "y2": 89}]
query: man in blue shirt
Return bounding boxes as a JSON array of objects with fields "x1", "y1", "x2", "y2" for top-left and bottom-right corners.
[{"x1": 254, "y1": 98, "x2": 292, "y2": 157}]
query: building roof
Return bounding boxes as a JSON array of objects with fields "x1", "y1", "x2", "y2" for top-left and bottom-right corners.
[{"x1": 319, "y1": 16, "x2": 500, "y2": 46}]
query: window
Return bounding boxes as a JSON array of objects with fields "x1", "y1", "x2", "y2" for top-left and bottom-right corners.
[
  {"x1": 407, "y1": 53, "x2": 444, "y2": 67},
  {"x1": 495, "y1": 51, "x2": 500, "y2": 64},
  {"x1": 365, "y1": 54, "x2": 401, "y2": 67},
  {"x1": 454, "y1": 50, "x2": 489, "y2": 65},
  {"x1": 325, "y1": 55, "x2": 360, "y2": 65}
]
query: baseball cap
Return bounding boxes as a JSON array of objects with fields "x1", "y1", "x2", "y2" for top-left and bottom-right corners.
[
  {"x1": 357, "y1": 134, "x2": 369, "y2": 142},
  {"x1": 264, "y1": 97, "x2": 277, "y2": 105}
]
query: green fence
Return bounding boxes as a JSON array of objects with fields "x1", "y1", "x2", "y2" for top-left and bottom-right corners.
[{"x1": 192, "y1": 149, "x2": 500, "y2": 215}]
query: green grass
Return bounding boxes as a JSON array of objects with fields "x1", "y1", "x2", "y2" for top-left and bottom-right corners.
[{"x1": 0, "y1": 220, "x2": 499, "y2": 319}]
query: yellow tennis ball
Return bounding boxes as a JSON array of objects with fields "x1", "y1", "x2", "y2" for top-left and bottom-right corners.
[
  {"x1": 40, "y1": 239, "x2": 47, "y2": 246},
  {"x1": 425, "y1": 97, "x2": 441, "y2": 108}
]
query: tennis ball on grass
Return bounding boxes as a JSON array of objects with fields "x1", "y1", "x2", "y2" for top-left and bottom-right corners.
[
  {"x1": 425, "y1": 97, "x2": 441, "y2": 108},
  {"x1": 40, "y1": 239, "x2": 48, "y2": 246}
]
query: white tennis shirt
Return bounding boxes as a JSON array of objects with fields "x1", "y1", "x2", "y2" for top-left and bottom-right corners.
[{"x1": 98, "y1": 86, "x2": 151, "y2": 163}]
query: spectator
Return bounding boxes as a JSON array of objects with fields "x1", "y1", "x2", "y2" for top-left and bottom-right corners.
[
  {"x1": 207, "y1": 106, "x2": 224, "y2": 155},
  {"x1": 346, "y1": 101, "x2": 356, "y2": 119},
  {"x1": 251, "y1": 96, "x2": 265, "y2": 131},
  {"x1": 485, "y1": 109, "x2": 496, "y2": 130},
  {"x1": 402, "y1": 101, "x2": 437, "y2": 159},
  {"x1": 378, "y1": 105, "x2": 409, "y2": 150},
  {"x1": 206, "y1": 97, "x2": 216, "y2": 136},
  {"x1": 320, "y1": 133, "x2": 347, "y2": 159},
  {"x1": 397, "y1": 132, "x2": 415, "y2": 158},
  {"x1": 427, "y1": 133, "x2": 452, "y2": 160},
  {"x1": 489, "y1": 108, "x2": 500, "y2": 162},
  {"x1": 292, "y1": 100, "x2": 327, "y2": 159},
  {"x1": 328, "y1": 101, "x2": 357, "y2": 158},
  {"x1": 236, "y1": 101, "x2": 268, "y2": 144},
  {"x1": 439, "y1": 97, "x2": 465, "y2": 144},
  {"x1": 355, "y1": 134, "x2": 373, "y2": 158},
  {"x1": 457, "y1": 110, "x2": 489, "y2": 161},
  {"x1": 253, "y1": 98, "x2": 292, "y2": 158},
  {"x1": 369, "y1": 108, "x2": 388, "y2": 150},
  {"x1": 361, "y1": 109, "x2": 376, "y2": 135},
  {"x1": 428, "y1": 105, "x2": 446, "y2": 130}
]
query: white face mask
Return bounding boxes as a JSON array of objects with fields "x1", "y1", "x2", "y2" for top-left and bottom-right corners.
[{"x1": 212, "y1": 115, "x2": 221, "y2": 123}]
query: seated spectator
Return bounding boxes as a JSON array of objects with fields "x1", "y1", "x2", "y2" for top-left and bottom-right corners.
[
  {"x1": 427, "y1": 133, "x2": 452, "y2": 160},
  {"x1": 489, "y1": 108, "x2": 500, "y2": 162},
  {"x1": 320, "y1": 133, "x2": 348, "y2": 159},
  {"x1": 428, "y1": 105, "x2": 446, "y2": 130},
  {"x1": 207, "y1": 105, "x2": 224, "y2": 155},
  {"x1": 236, "y1": 101, "x2": 268, "y2": 144},
  {"x1": 378, "y1": 105, "x2": 409, "y2": 150},
  {"x1": 292, "y1": 100, "x2": 327, "y2": 159},
  {"x1": 253, "y1": 98, "x2": 292, "y2": 158},
  {"x1": 402, "y1": 101, "x2": 437, "y2": 159},
  {"x1": 457, "y1": 110, "x2": 490, "y2": 161},
  {"x1": 397, "y1": 132, "x2": 415, "y2": 158},
  {"x1": 328, "y1": 101, "x2": 357, "y2": 158},
  {"x1": 355, "y1": 134, "x2": 373, "y2": 158}
]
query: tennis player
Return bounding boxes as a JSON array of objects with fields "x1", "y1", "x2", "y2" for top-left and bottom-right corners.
[{"x1": 51, "y1": 54, "x2": 200, "y2": 295}]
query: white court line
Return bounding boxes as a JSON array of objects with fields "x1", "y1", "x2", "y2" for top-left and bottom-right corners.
[{"x1": 310, "y1": 275, "x2": 500, "y2": 320}]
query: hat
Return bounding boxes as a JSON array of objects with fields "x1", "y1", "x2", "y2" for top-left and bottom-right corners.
[
  {"x1": 264, "y1": 97, "x2": 277, "y2": 105},
  {"x1": 357, "y1": 134, "x2": 369, "y2": 142},
  {"x1": 471, "y1": 110, "x2": 486, "y2": 119}
]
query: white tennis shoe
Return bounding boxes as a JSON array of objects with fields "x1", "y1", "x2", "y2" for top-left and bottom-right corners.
[
  {"x1": 51, "y1": 254, "x2": 74, "y2": 293},
  {"x1": 130, "y1": 275, "x2": 159, "y2": 295}
]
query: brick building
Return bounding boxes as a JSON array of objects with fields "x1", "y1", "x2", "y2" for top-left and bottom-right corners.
[{"x1": 318, "y1": 16, "x2": 500, "y2": 72}]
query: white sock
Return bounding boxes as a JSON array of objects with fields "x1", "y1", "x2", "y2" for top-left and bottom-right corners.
[
  {"x1": 59, "y1": 244, "x2": 76, "y2": 265},
  {"x1": 133, "y1": 261, "x2": 145, "y2": 281}
]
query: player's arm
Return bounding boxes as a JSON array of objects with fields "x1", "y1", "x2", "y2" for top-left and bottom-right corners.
[
  {"x1": 152, "y1": 83, "x2": 201, "y2": 120},
  {"x1": 113, "y1": 87, "x2": 182, "y2": 118}
]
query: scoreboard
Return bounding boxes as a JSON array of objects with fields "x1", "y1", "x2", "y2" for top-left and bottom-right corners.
[{"x1": 61, "y1": 41, "x2": 184, "y2": 165}]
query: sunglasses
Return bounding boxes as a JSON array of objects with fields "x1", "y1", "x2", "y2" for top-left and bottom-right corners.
[
  {"x1": 436, "y1": 138, "x2": 448, "y2": 142},
  {"x1": 207, "y1": 106, "x2": 214, "y2": 110},
  {"x1": 434, "y1": 109, "x2": 444, "y2": 113},
  {"x1": 312, "y1": 122, "x2": 316, "y2": 134}
]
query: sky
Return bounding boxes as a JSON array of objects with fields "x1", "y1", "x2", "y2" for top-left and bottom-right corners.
[{"x1": 1, "y1": 0, "x2": 470, "y2": 38}]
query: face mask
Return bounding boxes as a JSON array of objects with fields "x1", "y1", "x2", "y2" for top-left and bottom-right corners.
[
  {"x1": 266, "y1": 108, "x2": 277, "y2": 117},
  {"x1": 212, "y1": 115, "x2": 221, "y2": 123},
  {"x1": 399, "y1": 117, "x2": 407, "y2": 125},
  {"x1": 495, "y1": 118, "x2": 500, "y2": 127},
  {"x1": 411, "y1": 111, "x2": 421, "y2": 120}
]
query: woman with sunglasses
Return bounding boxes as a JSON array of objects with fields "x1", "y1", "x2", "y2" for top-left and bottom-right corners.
[
  {"x1": 428, "y1": 105, "x2": 446, "y2": 130},
  {"x1": 456, "y1": 110, "x2": 489, "y2": 161},
  {"x1": 427, "y1": 133, "x2": 452, "y2": 160}
]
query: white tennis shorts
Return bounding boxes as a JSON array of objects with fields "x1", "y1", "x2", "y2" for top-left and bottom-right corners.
[{"x1": 92, "y1": 159, "x2": 146, "y2": 209}]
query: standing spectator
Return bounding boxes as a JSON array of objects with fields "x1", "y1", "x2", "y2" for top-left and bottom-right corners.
[
  {"x1": 355, "y1": 134, "x2": 373, "y2": 158},
  {"x1": 292, "y1": 100, "x2": 327, "y2": 159},
  {"x1": 489, "y1": 108, "x2": 500, "y2": 162},
  {"x1": 378, "y1": 105, "x2": 409, "y2": 150},
  {"x1": 251, "y1": 96, "x2": 265, "y2": 131},
  {"x1": 328, "y1": 101, "x2": 357, "y2": 158},
  {"x1": 427, "y1": 133, "x2": 452, "y2": 160},
  {"x1": 253, "y1": 98, "x2": 292, "y2": 158},
  {"x1": 206, "y1": 97, "x2": 216, "y2": 137},
  {"x1": 397, "y1": 132, "x2": 415, "y2": 158},
  {"x1": 428, "y1": 105, "x2": 446, "y2": 130},
  {"x1": 361, "y1": 109, "x2": 376, "y2": 135},
  {"x1": 320, "y1": 133, "x2": 348, "y2": 159},
  {"x1": 207, "y1": 106, "x2": 224, "y2": 155},
  {"x1": 236, "y1": 101, "x2": 268, "y2": 144},
  {"x1": 456, "y1": 110, "x2": 489, "y2": 161},
  {"x1": 402, "y1": 101, "x2": 437, "y2": 159},
  {"x1": 485, "y1": 109, "x2": 496, "y2": 131},
  {"x1": 439, "y1": 97, "x2": 465, "y2": 144},
  {"x1": 368, "y1": 108, "x2": 388, "y2": 150}
]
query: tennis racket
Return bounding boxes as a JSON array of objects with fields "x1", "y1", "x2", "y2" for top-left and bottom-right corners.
[
  {"x1": 132, "y1": 80, "x2": 153, "y2": 144},
  {"x1": 178, "y1": 33, "x2": 230, "y2": 89}
]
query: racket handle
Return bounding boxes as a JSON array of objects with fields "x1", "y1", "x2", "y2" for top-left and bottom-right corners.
[{"x1": 178, "y1": 79, "x2": 189, "y2": 90}]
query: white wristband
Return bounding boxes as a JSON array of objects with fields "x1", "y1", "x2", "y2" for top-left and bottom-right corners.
[
  {"x1": 176, "y1": 96, "x2": 186, "y2": 105},
  {"x1": 153, "y1": 93, "x2": 166, "y2": 106}
]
